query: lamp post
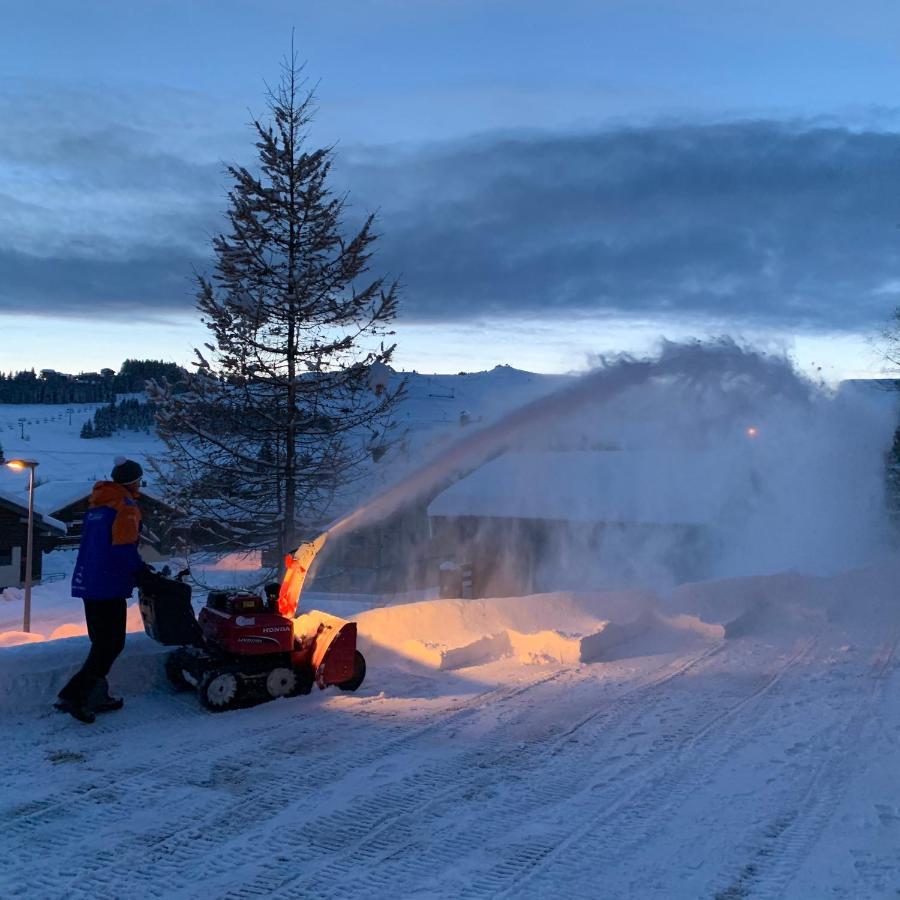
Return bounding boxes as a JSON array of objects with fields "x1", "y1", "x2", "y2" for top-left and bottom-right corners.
[{"x1": 6, "y1": 458, "x2": 38, "y2": 632}]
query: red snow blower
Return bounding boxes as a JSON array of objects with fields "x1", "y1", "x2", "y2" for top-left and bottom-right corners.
[{"x1": 138, "y1": 537, "x2": 365, "y2": 711}]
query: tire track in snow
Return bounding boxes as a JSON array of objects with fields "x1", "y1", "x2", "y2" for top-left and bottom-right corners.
[
  {"x1": 365, "y1": 642, "x2": 805, "y2": 900},
  {"x1": 386, "y1": 632, "x2": 811, "y2": 897},
  {"x1": 1, "y1": 668, "x2": 553, "y2": 824},
  {"x1": 4, "y1": 636, "x2": 797, "y2": 900},
  {"x1": 711, "y1": 627, "x2": 900, "y2": 900},
  {"x1": 0, "y1": 664, "x2": 576, "y2": 898},
  {"x1": 210, "y1": 642, "x2": 737, "y2": 899},
  {"x1": 108, "y1": 645, "x2": 718, "y2": 900},
  {"x1": 176, "y1": 661, "x2": 645, "y2": 900},
  {"x1": 452, "y1": 637, "x2": 822, "y2": 900}
]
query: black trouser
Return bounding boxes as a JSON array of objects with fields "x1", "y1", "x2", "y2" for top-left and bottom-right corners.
[{"x1": 58, "y1": 598, "x2": 127, "y2": 704}]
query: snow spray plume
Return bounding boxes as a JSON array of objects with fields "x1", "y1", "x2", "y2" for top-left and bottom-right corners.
[
  {"x1": 323, "y1": 357, "x2": 652, "y2": 541},
  {"x1": 321, "y1": 339, "x2": 837, "y2": 541},
  {"x1": 284, "y1": 338, "x2": 894, "y2": 613},
  {"x1": 484, "y1": 338, "x2": 894, "y2": 588},
  {"x1": 358, "y1": 338, "x2": 891, "y2": 596}
]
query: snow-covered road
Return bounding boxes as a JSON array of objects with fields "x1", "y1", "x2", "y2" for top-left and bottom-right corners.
[{"x1": 2, "y1": 583, "x2": 900, "y2": 899}]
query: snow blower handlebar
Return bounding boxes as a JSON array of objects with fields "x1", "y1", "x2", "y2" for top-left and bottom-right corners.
[{"x1": 277, "y1": 531, "x2": 330, "y2": 618}]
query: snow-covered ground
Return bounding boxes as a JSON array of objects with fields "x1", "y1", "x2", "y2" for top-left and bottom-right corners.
[
  {"x1": 0, "y1": 402, "x2": 163, "y2": 492},
  {"x1": 2, "y1": 562, "x2": 900, "y2": 898}
]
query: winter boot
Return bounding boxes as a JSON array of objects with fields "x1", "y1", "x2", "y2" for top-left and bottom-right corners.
[
  {"x1": 87, "y1": 677, "x2": 124, "y2": 714},
  {"x1": 54, "y1": 698, "x2": 96, "y2": 724}
]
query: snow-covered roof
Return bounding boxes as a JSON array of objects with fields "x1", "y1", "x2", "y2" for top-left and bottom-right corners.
[
  {"x1": 25, "y1": 481, "x2": 174, "y2": 518},
  {"x1": 29, "y1": 481, "x2": 99, "y2": 515},
  {"x1": 0, "y1": 488, "x2": 67, "y2": 534},
  {"x1": 427, "y1": 450, "x2": 742, "y2": 527}
]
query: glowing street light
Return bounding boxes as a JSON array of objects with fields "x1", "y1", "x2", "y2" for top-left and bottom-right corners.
[{"x1": 6, "y1": 458, "x2": 38, "y2": 632}]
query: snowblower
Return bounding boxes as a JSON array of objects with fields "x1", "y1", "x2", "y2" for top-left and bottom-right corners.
[{"x1": 138, "y1": 534, "x2": 365, "y2": 712}]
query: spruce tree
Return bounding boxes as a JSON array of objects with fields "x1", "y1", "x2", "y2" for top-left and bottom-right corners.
[{"x1": 151, "y1": 56, "x2": 401, "y2": 565}]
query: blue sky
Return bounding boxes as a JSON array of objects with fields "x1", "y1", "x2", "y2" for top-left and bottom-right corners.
[{"x1": 4, "y1": 1, "x2": 900, "y2": 378}]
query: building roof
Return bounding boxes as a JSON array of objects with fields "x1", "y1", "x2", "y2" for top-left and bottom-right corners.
[
  {"x1": 427, "y1": 450, "x2": 747, "y2": 527},
  {"x1": 29, "y1": 481, "x2": 98, "y2": 515},
  {"x1": 25, "y1": 480, "x2": 174, "y2": 517},
  {"x1": 0, "y1": 489, "x2": 67, "y2": 535}
]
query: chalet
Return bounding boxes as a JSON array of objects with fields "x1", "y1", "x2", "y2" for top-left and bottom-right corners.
[
  {"x1": 0, "y1": 489, "x2": 67, "y2": 588},
  {"x1": 28, "y1": 481, "x2": 187, "y2": 556},
  {"x1": 426, "y1": 450, "x2": 738, "y2": 597}
]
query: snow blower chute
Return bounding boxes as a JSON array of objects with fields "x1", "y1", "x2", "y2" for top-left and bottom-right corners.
[{"x1": 139, "y1": 531, "x2": 365, "y2": 712}]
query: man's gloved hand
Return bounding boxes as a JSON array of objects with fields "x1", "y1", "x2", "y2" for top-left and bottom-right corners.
[{"x1": 136, "y1": 563, "x2": 155, "y2": 589}]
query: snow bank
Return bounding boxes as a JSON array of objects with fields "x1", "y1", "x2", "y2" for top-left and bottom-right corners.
[
  {"x1": 0, "y1": 600, "x2": 147, "y2": 647},
  {"x1": 0, "y1": 631, "x2": 44, "y2": 648},
  {"x1": 660, "y1": 559, "x2": 900, "y2": 636},
  {"x1": 354, "y1": 589, "x2": 719, "y2": 670},
  {"x1": 355, "y1": 560, "x2": 900, "y2": 672},
  {"x1": 0, "y1": 632, "x2": 167, "y2": 717}
]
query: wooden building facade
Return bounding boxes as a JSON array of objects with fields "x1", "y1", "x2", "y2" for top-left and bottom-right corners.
[
  {"x1": 30, "y1": 482, "x2": 187, "y2": 555},
  {"x1": 0, "y1": 492, "x2": 67, "y2": 588}
]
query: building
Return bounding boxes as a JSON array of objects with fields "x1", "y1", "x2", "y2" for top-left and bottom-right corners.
[
  {"x1": 426, "y1": 450, "x2": 741, "y2": 597},
  {"x1": 27, "y1": 481, "x2": 186, "y2": 556},
  {"x1": 0, "y1": 489, "x2": 67, "y2": 588},
  {"x1": 309, "y1": 504, "x2": 442, "y2": 595}
]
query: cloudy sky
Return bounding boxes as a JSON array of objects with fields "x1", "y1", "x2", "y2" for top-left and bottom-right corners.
[{"x1": 4, "y1": 0, "x2": 900, "y2": 378}]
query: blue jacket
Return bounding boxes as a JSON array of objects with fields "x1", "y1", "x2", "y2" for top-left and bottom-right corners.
[{"x1": 72, "y1": 483, "x2": 144, "y2": 600}]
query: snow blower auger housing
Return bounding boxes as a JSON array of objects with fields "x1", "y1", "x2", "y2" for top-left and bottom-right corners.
[{"x1": 138, "y1": 563, "x2": 365, "y2": 712}]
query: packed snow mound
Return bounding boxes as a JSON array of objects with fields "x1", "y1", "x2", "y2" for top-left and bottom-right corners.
[
  {"x1": 354, "y1": 562, "x2": 900, "y2": 672},
  {"x1": 0, "y1": 600, "x2": 146, "y2": 648},
  {"x1": 355, "y1": 590, "x2": 721, "y2": 670},
  {"x1": 661, "y1": 560, "x2": 900, "y2": 635},
  {"x1": 0, "y1": 632, "x2": 167, "y2": 716},
  {"x1": 0, "y1": 631, "x2": 44, "y2": 648}
]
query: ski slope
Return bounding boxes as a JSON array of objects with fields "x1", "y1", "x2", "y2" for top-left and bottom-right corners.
[
  {"x1": 0, "y1": 366, "x2": 561, "y2": 500},
  {"x1": 2, "y1": 565, "x2": 900, "y2": 898}
]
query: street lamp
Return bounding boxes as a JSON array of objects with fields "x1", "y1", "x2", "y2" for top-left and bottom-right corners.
[{"x1": 6, "y1": 458, "x2": 38, "y2": 632}]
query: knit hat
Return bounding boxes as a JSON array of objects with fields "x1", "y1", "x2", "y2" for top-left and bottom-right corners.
[{"x1": 112, "y1": 457, "x2": 143, "y2": 485}]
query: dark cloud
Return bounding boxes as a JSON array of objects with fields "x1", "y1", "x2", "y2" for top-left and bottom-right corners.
[
  {"x1": 4, "y1": 112, "x2": 900, "y2": 330},
  {"x1": 346, "y1": 122, "x2": 900, "y2": 330},
  {"x1": 0, "y1": 245, "x2": 206, "y2": 316}
]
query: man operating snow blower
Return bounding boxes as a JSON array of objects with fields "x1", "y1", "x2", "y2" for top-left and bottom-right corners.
[{"x1": 55, "y1": 458, "x2": 147, "y2": 724}]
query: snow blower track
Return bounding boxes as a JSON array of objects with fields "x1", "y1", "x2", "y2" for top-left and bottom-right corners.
[{"x1": 3, "y1": 604, "x2": 900, "y2": 899}]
